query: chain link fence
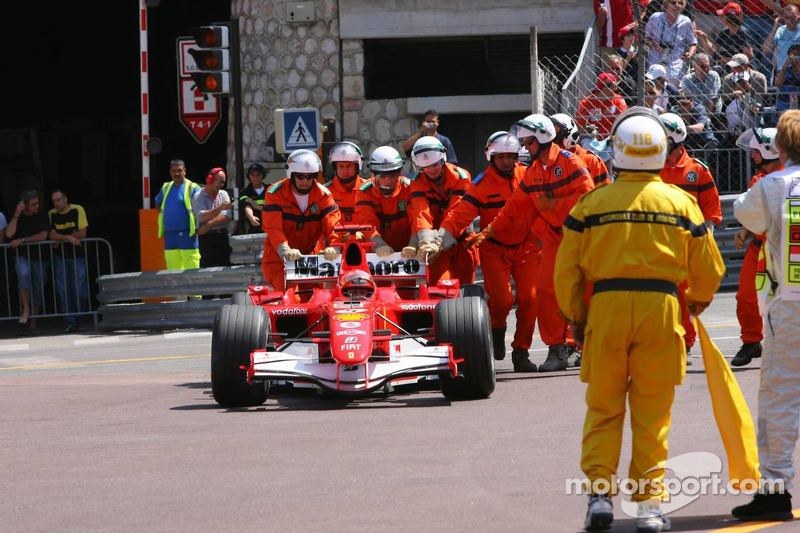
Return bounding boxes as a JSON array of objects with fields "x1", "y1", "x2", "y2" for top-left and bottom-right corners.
[{"x1": 538, "y1": 0, "x2": 796, "y2": 194}]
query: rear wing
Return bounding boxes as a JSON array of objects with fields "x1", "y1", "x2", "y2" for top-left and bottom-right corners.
[{"x1": 285, "y1": 252, "x2": 426, "y2": 284}]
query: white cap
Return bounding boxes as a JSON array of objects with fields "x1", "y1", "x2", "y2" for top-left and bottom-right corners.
[{"x1": 645, "y1": 64, "x2": 667, "y2": 81}]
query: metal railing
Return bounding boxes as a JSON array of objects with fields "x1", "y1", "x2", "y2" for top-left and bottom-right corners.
[{"x1": 1, "y1": 238, "x2": 114, "y2": 328}]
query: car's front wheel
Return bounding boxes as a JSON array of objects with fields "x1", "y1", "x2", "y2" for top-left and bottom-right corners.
[
  {"x1": 211, "y1": 304, "x2": 269, "y2": 407},
  {"x1": 435, "y1": 296, "x2": 495, "y2": 400}
]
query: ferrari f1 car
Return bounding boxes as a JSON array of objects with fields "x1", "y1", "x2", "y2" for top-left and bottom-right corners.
[{"x1": 210, "y1": 226, "x2": 495, "y2": 407}]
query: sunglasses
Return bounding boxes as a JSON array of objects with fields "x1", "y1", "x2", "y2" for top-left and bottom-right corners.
[{"x1": 294, "y1": 174, "x2": 317, "y2": 181}]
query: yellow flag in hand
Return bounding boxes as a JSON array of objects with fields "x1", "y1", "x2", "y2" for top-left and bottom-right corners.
[{"x1": 695, "y1": 317, "x2": 760, "y2": 489}]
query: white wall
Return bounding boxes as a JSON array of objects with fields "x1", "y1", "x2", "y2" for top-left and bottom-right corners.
[{"x1": 339, "y1": 0, "x2": 592, "y2": 38}]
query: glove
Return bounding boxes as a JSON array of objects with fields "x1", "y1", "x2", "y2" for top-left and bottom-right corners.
[
  {"x1": 355, "y1": 231, "x2": 365, "y2": 241},
  {"x1": 687, "y1": 303, "x2": 708, "y2": 317},
  {"x1": 401, "y1": 246, "x2": 417, "y2": 258},
  {"x1": 417, "y1": 241, "x2": 440, "y2": 261},
  {"x1": 535, "y1": 194, "x2": 558, "y2": 212},
  {"x1": 570, "y1": 322, "x2": 586, "y2": 348},
  {"x1": 376, "y1": 245, "x2": 394, "y2": 257},
  {"x1": 464, "y1": 225, "x2": 494, "y2": 249},
  {"x1": 281, "y1": 248, "x2": 302, "y2": 261},
  {"x1": 734, "y1": 228, "x2": 751, "y2": 250},
  {"x1": 320, "y1": 247, "x2": 340, "y2": 261}
]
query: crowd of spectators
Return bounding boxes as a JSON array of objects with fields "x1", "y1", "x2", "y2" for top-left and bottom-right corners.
[{"x1": 589, "y1": 1, "x2": 800, "y2": 163}]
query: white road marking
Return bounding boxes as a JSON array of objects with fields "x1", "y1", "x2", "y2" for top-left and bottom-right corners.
[
  {"x1": 0, "y1": 344, "x2": 30, "y2": 353},
  {"x1": 0, "y1": 356, "x2": 64, "y2": 366},
  {"x1": 162, "y1": 331, "x2": 211, "y2": 340},
  {"x1": 73, "y1": 337, "x2": 121, "y2": 346}
]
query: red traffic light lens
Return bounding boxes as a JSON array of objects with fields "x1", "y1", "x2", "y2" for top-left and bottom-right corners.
[
  {"x1": 204, "y1": 75, "x2": 219, "y2": 92},
  {"x1": 201, "y1": 29, "x2": 219, "y2": 47},
  {"x1": 202, "y1": 54, "x2": 219, "y2": 69}
]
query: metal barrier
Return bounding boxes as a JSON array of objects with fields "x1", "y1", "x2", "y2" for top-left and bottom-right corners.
[
  {"x1": 229, "y1": 233, "x2": 264, "y2": 264},
  {"x1": 716, "y1": 194, "x2": 745, "y2": 291},
  {"x1": 0, "y1": 238, "x2": 114, "y2": 328},
  {"x1": 95, "y1": 198, "x2": 744, "y2": 332},
  {"x1": 95, "y1": 265, "x2": 263, "y2": 331}
]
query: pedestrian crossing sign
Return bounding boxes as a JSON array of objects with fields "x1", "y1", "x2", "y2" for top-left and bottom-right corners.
[{"x1": 275, "y1": 108, "x2": 320, "y2": 153}]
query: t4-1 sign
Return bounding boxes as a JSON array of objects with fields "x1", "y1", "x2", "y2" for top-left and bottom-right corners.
[
  {"x1": 176, "y1": 38, "x2": 222, "y2": 144},
  {"x1": 275, "y1": 108, "x2": 320, "y2": 153}
]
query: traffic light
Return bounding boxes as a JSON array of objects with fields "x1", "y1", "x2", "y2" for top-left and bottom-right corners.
[{"x1": 188, "y1": 25, "x2": 230, "y2": 94}]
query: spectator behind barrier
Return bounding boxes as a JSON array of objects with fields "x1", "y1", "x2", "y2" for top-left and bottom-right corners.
[
  {"x1": 670, "y1": 91, "x2": 718, "y2": 149},
  {"x1": 644, "y1": 79, "x2": 665, "y2": 113},
  {"x1": 775, "y1": 43, "x2": 800, "y2": 112},
  {"x1": 762, "y1": 5, "x2": 800, "y2": 74},
  {"x1": 726, "y1": 71, "x2": 763, "y2": 139},
  {"x1": 695, "y1": 2, "x2": 755, "y2": 66},
  {"x1": 722, "y1": 53, "x2": 768, "y2": 107},
  {"x1": 594, "y1": 0, "x2": 634, "y2": 53},
  {"x1": 645, "y1": 0, "x2": 698, "y2": 84},
  {"x1": 607, "y1": 53, "x2": 637, "y2": 105},
  {"x1": 646, "y1": 63, "x2": 681, "y2": 112},
  {"x1": 617, "y1": 24, "x2": 641, "y2": 82},
  {"x1": 680, "y1": 52, "x2": 722, "y2": 113},
  {"x1": 576, "y1": 73, "x2": 629, "y2": 137}
]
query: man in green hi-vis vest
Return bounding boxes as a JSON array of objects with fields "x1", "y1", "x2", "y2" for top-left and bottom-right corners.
[{"x1": 155, "y1": 159, "x2": 202, "y2": 270}]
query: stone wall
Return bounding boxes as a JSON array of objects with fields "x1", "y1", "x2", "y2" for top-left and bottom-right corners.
[{"x1": 231, "y1": 0, "x2": 591, "y2": 169}]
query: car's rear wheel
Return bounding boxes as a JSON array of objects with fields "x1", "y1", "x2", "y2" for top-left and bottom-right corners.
[
  {"x1": 231, "y1": 291, "x2": 252, "y2": 306},
  {"x1": 435, "y1": 296, "x2": 495, "y2": 400},
  {"x1": 211, "y1": 304, "x2": 270, "y2": 407}
]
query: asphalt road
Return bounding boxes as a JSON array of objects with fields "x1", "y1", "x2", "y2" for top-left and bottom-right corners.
[{"x1": 1, "y1": 291, "x2": 798, "y2": 532}]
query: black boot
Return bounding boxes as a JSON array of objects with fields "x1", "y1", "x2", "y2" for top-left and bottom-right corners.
[
  {"x1": 732, "y1": 491, "x2": 793, "y2": 521},
  {"x1": 539, "y1": 344, "x2": 568, "y2": 372},
  {"x1": 731, "y1": 342, "x2": 762, "y2": 367},
  {"x1": 492, "y1": 327, "x2": 507, "y2": 361},
  {"x1": 511, "y1": 348, "x2": 537, "y2": 373}
]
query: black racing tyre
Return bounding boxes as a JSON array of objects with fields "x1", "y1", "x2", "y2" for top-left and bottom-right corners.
[
  {"x1": 460, "y1": 283, "x2": 485, "y2": 299},
  {"x1": 435, "y1": 296, "x2": 496, "y2": 400},
  {"x1": 231, "y1": 291, "x2": 252, "y2": 306},
  {"x1": 211, "y1": 304, "x2": 270, "y2": 407}
]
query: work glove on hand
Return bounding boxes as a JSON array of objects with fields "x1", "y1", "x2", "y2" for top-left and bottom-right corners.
[
  {"x1": 417, "y1": 241, "x2": 440, "y2": 261},
  {"x1": 401, "y1": 246, "x2": 417, "y2": 258},
  {"x1": 354, "y1": 231, "x2": 365, "y2": 241},
  {"x1": 687, "y1": 302, "x2": 709, "y2": 317},
  {"x1": 734, "y1": 227, "x2": 751, "y2": 250},
  {"x1": 464, "y1": 225, "x2": 495, "y2": 249},
  {"x1": 375, "y1": 245, "x2": 394, "y2": 257},
  {"x1": 320, "y1": 247, "x2": 340, "y2": 261},
  {"x1": 281, "y1": 248, "x2": 302, "y2": 262},
  {"x1": 534, "y1": 194, "x2": 558, "y2": 212},
  {"x1": 570, "y1": 322, "x2": 586, "y2": 347}
]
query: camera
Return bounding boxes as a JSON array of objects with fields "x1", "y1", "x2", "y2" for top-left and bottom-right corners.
[
  {"x1": 424, "y1": 121, "x2": 435, "y2": 129},
  {"x1": 792, "y1": 54, "x2": 800, "y2": 62}
]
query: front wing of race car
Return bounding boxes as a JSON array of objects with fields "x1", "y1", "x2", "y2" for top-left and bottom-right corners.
[{"x1": 246, "y1": 338, "x2": 458, "y2": 395}]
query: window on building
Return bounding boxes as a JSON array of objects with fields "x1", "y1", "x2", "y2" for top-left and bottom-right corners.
[{"x1": 363, "y1": 33, "x2": 584, "y2": 100}]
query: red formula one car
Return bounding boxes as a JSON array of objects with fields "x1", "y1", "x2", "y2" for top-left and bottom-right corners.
[{"x1": 210, "y1": 227, "x2": 495, "y2": 407}]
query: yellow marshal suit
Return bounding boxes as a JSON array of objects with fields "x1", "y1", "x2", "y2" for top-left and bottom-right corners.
[{"x1": 555, "y1": 170, "x2": 725, "y2": 501}]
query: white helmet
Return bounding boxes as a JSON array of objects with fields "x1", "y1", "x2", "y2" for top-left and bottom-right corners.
[
  {"x1": 329, "y1": 141, "x2": 364, "y2": 170},
  {"x1": 484, "y1": 131, "x2": 522, "y2": 161},
  {"x1": 658, "y1": 112, "x2": 687, "y2": 144},
  {"x1": 411, "y1": 136, "x2": 447, "y2": 168},
  {"x1": 368, "y1": 146, "x2": 404, "y2": 172},
  {"x1": 550, "y1": 113, "x2": 581, "y2": 149},
  {"x1": 285, "y1": 149, "x2": 322, "y2": 178},
  {"x1": 510, "y1": 114, "x2": 556, "y2": 144},
  {"x1": 611, "y1": 107, "x2": 668, "y2": 171},
  {"x1": 736, "y1": 127, "x2": 780, "y2": 160}
]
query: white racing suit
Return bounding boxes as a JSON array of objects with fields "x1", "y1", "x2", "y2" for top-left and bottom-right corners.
[{"x1": 734, "y1": 163, "x2": 800, "y2": 489}]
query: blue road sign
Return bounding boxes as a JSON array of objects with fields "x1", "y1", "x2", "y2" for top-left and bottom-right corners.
[{"x1": 275, "y1": 108, "x2": 320, "y2": 153}]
